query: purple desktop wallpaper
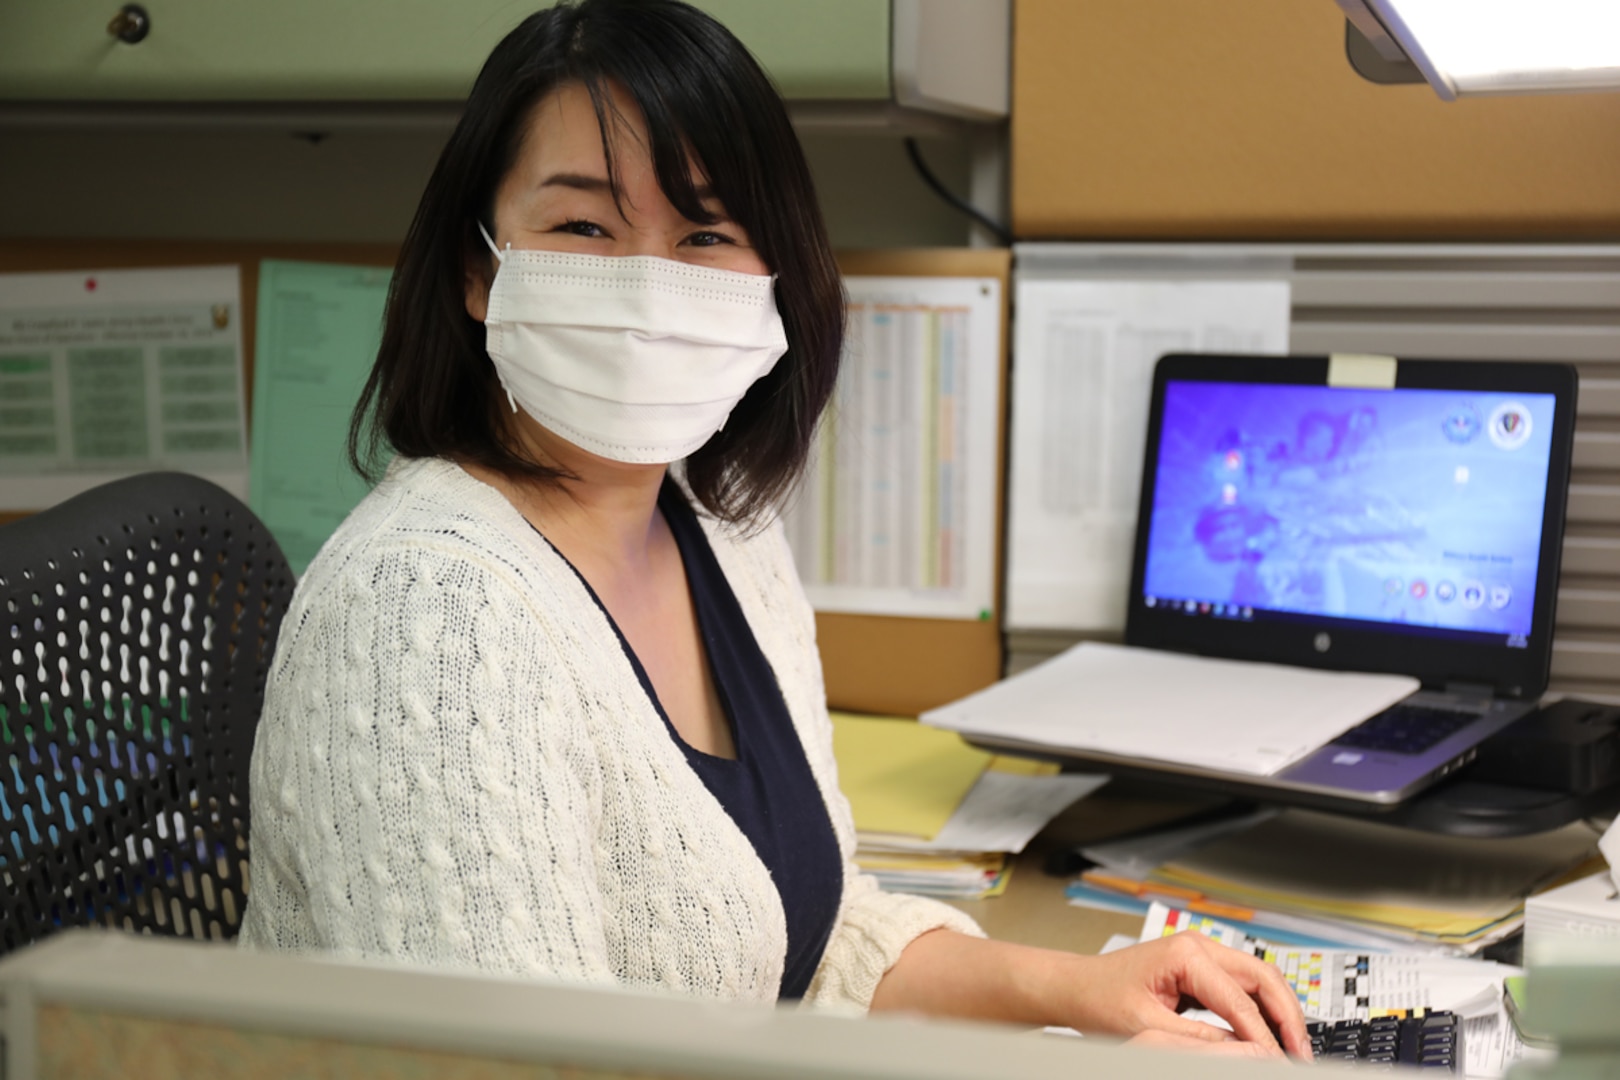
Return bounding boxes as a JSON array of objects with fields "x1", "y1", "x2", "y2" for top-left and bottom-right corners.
[{"x1": 1142, "y1": 381, "x2": 1557, "y2": 639}]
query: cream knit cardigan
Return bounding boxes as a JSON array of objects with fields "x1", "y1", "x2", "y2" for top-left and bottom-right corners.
[{"x1": 239, "y1": 457, "x2": 981, "y2": 1008}]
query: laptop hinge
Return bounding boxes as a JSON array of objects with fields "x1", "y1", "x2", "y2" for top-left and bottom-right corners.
[{"x1": 1443, "y1": 680, "x2": 1495, "y2": 702}]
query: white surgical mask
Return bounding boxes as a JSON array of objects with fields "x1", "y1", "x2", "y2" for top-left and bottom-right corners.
[{"x1": 478, "y1": 223, "x2": 788, "y2": 465}]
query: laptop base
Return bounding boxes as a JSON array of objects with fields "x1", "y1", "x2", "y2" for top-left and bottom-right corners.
[{"x1": 966, "y1": 735, "x2": 1620, "y2": 838}]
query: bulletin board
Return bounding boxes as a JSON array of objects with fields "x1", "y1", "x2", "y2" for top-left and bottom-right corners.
[
  {"x1": 818, "y1": 248, "x2": 1011, "y2": 717},
  {"x1": 0, "y1": 239, "x2": 396, "y2": 525},
  {"x1": 1011, "y1": 0, "x2": 1620, "y2": 240}
]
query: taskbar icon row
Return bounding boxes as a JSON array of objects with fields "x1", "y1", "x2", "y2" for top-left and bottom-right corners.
[{"x1": 1144, "y1": 596, "x2": 1253, "y2": 620}]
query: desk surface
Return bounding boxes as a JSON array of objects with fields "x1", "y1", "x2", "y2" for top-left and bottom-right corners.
[{"x1": 941, "y1": 783, "x2": 1229, "y2": 954}]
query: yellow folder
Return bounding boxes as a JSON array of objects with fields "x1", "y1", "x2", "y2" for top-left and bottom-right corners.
[{"x1": 829, "y1": 711, "x2": 991, "y2": 839}]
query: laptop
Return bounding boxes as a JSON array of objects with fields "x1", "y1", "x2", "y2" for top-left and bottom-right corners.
[{"x1": 1002, "y1": 353, "x2": 1577, "y2": 811}]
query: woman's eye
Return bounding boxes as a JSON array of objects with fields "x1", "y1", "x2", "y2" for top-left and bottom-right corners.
[
  {"x1": 559, "y1": 219, "x2": 607, "y2": 238},
  {"x1": 686, "y1": 231, "x2": 734, "y2": 248}
]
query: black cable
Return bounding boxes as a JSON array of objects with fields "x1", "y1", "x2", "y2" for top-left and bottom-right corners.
[{"x1": 903, "y1": 137, "x2": 1012, "y2": 247}]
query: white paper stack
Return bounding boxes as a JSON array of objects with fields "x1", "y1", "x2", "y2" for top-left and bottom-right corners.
[
  {"x1": 1525, "y1": 817, "x2": 1620, "y2": 965},
  {"x1": 921, "y1": 642, "x2": 1417, "y2": 777},
  {"x1": 1524, "y1": 871, "x2": 1620, "y2": 965}
]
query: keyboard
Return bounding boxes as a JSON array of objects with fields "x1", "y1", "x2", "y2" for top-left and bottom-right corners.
[
  {"x1": 1331, "y1": 703, "x2": 1480, "y2": 755},
  {"x1": 1306, "y1": 1010, "x2": 1464, "y2": 1071}
]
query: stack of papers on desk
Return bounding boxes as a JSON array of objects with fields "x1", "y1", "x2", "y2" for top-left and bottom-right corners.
[
  {"x1": 1073, "y1": 808, "x2": 1603, "y2": 954},
  {"x1": 830, "y1": 711, "x2": 1107, "y2": 899}
]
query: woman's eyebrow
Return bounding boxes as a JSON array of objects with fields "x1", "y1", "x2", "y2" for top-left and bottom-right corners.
[
  {"x1": 693, "y1": 188, "x2": 735, "y2": 222},
  {"x1": 539, "y1": 171, "x2": 732, "y2": 220},
  {"x1": 538, "y1": 172, "x2": 615, "y2": 192}
]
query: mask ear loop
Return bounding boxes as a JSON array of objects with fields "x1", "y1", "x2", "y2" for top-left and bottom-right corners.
[
  {"x1": 477, "y1": 222, "x2": 520, "y2": 413},
  {"x1": 477, "y1": 221, "x2": 509, "y2": 262}
]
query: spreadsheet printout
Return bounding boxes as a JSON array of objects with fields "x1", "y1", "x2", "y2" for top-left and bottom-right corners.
[{"x1": 782, "y1": 275, "x2": 1001, "y2": 621}]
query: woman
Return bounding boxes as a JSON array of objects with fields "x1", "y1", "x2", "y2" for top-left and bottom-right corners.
[{"x1": 240, "y1": 0, "x2": 1308, "y2": 1057}]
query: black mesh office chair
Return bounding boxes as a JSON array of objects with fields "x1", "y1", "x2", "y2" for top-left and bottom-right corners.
[{"x1": 1, "y1": 472, "x2": 294, "y2": 953}]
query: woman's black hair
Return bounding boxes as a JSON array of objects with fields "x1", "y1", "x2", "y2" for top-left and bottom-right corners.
[{"x1": 349, "y1": 0, "x2": 844, "y2": 525}]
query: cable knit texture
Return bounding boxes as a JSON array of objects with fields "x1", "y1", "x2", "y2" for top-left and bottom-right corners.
[{"x1": 240, "y1": 456, "x2": 981, "y2": 1009}]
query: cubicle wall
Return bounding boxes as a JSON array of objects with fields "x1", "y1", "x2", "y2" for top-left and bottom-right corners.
[
  {"x1": 1010, "y1": 0, "x2": 1620, "y2": 241},
  {"x1": 0, "y1": 931, "x2": 1266, "y2": 1080},
  {"x1": 1005, "y1": 244, "x2": 1620, "y2": 707}
]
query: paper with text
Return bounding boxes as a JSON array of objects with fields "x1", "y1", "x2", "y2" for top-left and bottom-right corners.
[
  {"x1": 250, "y1": 260, "x2": 390, "y2": 575},
  {"x1": 927, "y1": 769, "x2": 1108, "y2": 853},
  {"x1": 1141, "y1": 902, "x2": 1540, "y2": 1076},
  {"x1": 1143, "y1": 903, "x2": 1505, "y2": 1021},
  {"x1": 782, "y1": 276, "x2": 1002, "y2": 620},
  {"x1": 1006, "y1": 279, "x2": 1290, "y2": 631},
  {"x1": 0, "y1": 266, "x2": 248, "y2": 508}
]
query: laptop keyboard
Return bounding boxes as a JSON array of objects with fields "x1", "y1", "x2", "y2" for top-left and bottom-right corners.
[
  {"x1": 1331, "y1": 703, "x2": 1480, "y2": 755},
  {"x1": 1307, "y1": 1011, "x2": 1463, "y2": 1071}
]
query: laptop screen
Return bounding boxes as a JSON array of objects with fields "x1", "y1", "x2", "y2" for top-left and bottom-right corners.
[{"x1": 1140, "y1": 380, "x2": 1559, "y2": 648}]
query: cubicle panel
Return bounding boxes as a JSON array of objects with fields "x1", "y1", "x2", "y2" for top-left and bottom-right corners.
[
  {"x1": 1005, "y1": 243, "x2": 1620, "y2": 706},
  {"x1": 0, "y1": 931, "x2": 1272, "y2": 1080},
  {"x1": 0, "y1": 1, "x2": 893, "y2": 102},
  {"x1": 1011, "y1": 0, "x2": 1620, "y2": 240}
]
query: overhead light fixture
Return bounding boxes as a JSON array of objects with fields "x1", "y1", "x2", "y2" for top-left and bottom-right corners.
[{"x1": 1335, "y1": 0, "x2": 1620, "y2": 99}]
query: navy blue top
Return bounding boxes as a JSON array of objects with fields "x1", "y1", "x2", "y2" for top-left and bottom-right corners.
[{"x1": 543, "y1": 482, "x2": 843, "y2": 1000}]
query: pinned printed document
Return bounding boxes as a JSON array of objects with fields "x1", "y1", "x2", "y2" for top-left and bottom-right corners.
[
  {"x1": 0, "y1": 265, "x2": 248, "y2": 508},
  {"x1": 1006, "y1": 276, "x2": 1291, "y2": 632},
  {"x1": 251, "y1": 260, "x2": 391, "y2": 574},
  {"x1": 782, "y1": 275, "x2": 1002, "y2": 621},
  {"x1": 921, "y1": 641, "x2": 1418, "y2": 778}
]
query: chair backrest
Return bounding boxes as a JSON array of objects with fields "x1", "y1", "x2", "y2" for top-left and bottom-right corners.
[{"x1": 1, "y1": 473, "x2": 294, "y2": 954}]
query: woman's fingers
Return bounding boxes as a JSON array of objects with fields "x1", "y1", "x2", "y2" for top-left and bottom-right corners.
[
  {"x1": 1174, "y1": 935, "x2": 1312, "y2": 1059},
  {"x1": 1200, "y1": 937, "x2": 1314, "y2": 1059},
  {"x1": 1081, "y1": 934, "x2": 1311, "y2": 1058},
  {"x1": 1167, "y1": 938, "x2": 1283, "y2": 1053},
  {"x1": 1159, "y1": 1013, "x2": 1243, "y2": 1045}
]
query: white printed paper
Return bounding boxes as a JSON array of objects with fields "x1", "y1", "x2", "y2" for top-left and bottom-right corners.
[
  {"x1": 922, "y1": 642, "x2": 1417, "y2": 777},
  {"x1": 1464, "y1": 1006, "x2": 1551, "y2": 1079},
  {"x1": 927, "y1": 771, "x2": 1109, "y2": 853},
  {"x1": 782, "y1": 276, "x2": 1002, "y2": 620},
  {"x1": 0, "y1": 266, "x2": 248, "y2": 508},
  {"x1": 1142, "y1": 903, "x2": 1507, "y2": 1022},
  {"x1": 1005, "y1": 278, "x2": 1290, "y2": 631}
]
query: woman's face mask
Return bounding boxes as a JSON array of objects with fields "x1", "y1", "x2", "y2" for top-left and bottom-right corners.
[{"x1": 477, "y1": 222, "x2": 789, "y2": 465}]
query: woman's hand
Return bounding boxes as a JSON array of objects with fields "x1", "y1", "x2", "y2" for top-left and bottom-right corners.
[
  {"x1": 873, "y1": 928, "x2": 1312, "y2": 1060},
  {"x1": 1068, "y1": 932, "x2": 1312, "y2": 1059}
]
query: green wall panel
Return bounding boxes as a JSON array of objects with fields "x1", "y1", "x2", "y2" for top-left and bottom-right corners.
[{"x1": 0, "y1": 0, "x2": 891, "y2": 102}]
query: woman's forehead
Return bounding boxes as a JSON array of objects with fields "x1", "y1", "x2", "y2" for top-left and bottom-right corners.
[
  {"x1": 513, "y1": 81, "x2": 717, "y2": 210},
  {"x1": 524, "y1": 82, "x2": 627, "y2": 174}
]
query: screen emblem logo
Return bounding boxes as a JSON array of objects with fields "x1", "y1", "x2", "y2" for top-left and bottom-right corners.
[{"x1": 1488, "y1": 402, "x2": 1533, "y2": 450}]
